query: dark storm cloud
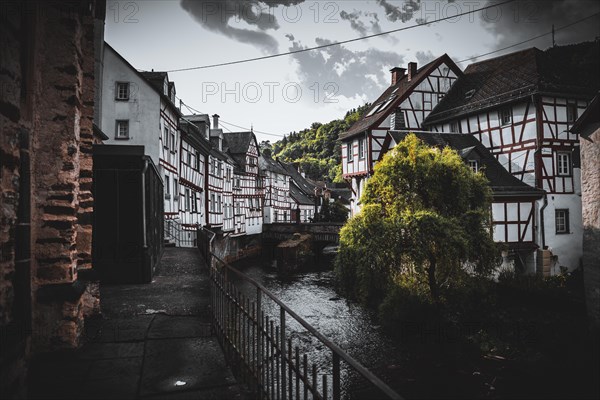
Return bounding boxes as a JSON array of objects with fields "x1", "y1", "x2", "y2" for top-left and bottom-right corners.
[
  {"x1": 180, "y1": 0, "x2": 305, "y2": 53},
  {"x1": 481, "y1": 0, "x2": 600, "y2": 49},
  {"x1": 340, "y1": 10, "x2": 382, "y2": 36},
  {"x1": 287, "y1": 36, "x2": 404, "y2": 99},
  {"x1": 376, "y1": 0, "x2": 421, "y2": 23}
]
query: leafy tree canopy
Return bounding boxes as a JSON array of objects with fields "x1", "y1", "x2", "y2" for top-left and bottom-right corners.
[
  {"x1": 335, "y1": 134, "x2": 500, "y2": 305},
  {"x1": 271, "y1": 103, "x2": 370, "y2": 182}
]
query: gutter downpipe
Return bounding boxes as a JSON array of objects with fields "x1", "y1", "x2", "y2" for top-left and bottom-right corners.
[
  {"x1": 532, "y1": 93, "x2": 547, "y2": 250},
  {"x1": 540, "y1": 193, "x2": 548, "y2": 249},
  {"x1": 141, "y1": 158, "x2": 149, "y2": 249}
]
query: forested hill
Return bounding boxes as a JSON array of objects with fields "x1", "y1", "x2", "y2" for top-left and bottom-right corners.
[{"x1": 264, "y1": 104, "x2": 370, "y2": 182}]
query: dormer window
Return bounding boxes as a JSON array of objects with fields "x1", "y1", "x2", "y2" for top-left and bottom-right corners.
[
  {"x1": 468, "y1": 160, "x2": 479, "y2": 173},
  {"x1": 499, "y1": 107, "x2": 512, "y2": 126}
]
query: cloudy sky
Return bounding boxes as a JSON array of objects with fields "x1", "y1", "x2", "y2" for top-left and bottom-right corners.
[{"x1": 105, "y1": 0, "x2": 600, "y2": 142}]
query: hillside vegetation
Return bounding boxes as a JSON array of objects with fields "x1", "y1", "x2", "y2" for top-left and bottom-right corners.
[{"x1": 267, "y1": 104, "x2": 370, "y2": 182}]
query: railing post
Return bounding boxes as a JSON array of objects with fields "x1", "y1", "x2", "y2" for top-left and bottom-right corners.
[
  {"x1": 332, "y1": 352, "x2": 341, "y2": 400},
  {"x1": 280, "y1": 306, "x2": 287, "y2": 400},
  {"x1": 256, "y1": 288, "x2": 262, "y2": 396}
]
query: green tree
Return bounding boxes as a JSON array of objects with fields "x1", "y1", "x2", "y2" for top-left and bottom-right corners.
[{"x1": 335, "y1": 134, "x2": 499, "y2": 305}]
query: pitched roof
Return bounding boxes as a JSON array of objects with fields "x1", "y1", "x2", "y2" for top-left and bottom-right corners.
[
  {"x1": 289, "y1": 182, "x2": 314, "y2": 205},
  {"x1": 570, "y1": 92, "x2": 600, "y2": 139},
  {"x1": 279, "y1": 162, "x2": 317, "y2": 197},
  {"x1": 339, "y1": 54, "x2": 462, "y2": 140},
  {"x1": 424, "y1": 42, "x2": 600, "y2": 124},
  {"x1": 387, "y1": 131, "x2": 544, "y2": 198},
  {"x1": 259, "y1": 154, "x2": 288, "y2": 174},
  {"x1": 139, "y1": 71, "x2": 168, "y2": 93}
]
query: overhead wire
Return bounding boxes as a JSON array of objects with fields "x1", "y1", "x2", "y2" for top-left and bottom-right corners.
[
  {"x1": 163, "y1": 0, "x2": 516, "y2": 73},
  {"x1": 165, "y1": 7, "x2": 598, "y2": 139}
]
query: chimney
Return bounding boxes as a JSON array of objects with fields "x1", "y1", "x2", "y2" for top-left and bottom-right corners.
[
  {"x1": 390, "y1": 67, "x2": 406, "y2": 85},
  {"x1": 212, "y1": 114, "x2": 220, "y2": 129},
  {"x1": 407, "y1": 62, "x2": 417, "y2": 81}
]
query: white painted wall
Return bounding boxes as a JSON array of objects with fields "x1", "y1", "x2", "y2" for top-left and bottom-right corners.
[{"x1": 101, "y1": 45, "x2": 161, "y2": 164}]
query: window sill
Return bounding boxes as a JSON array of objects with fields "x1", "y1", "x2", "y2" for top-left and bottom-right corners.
[
  {"x1": 115, "y1": 98, "x2": 129, "y2": 101},
  {"x1": 114, "y1": 137, "x2": 130, "y2": 140}
]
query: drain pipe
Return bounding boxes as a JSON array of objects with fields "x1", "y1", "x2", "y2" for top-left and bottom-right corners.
[
  {"x1": 141, "y1": 158, "x2": 149, "y2": 249},
  {"x1": 540, "y1": 193, "x2": 548, "y2": 249}
]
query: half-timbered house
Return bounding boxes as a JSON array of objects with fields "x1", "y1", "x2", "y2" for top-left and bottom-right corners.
[
  {"x1": 206, "y1": 115, "x2": 235, "y2": 233},
  {"x1": 380, "y1": 131, "x2": 544, "y2": 270},
  {"x1": 259, "y1": 155, "x2": 293, "y2": 224},
  {"x1": 178, "y1": 117, "x2": 211, "y2": 246},
  {"x1": 280, "y1": 162, "x2": 319, "y2": 221},
  {"x1": 423, "y1": 42, "x2": 600, "y2": 273},
  {"x1": 339, "y1": 55, "x2": 462, "y2": 216},
  {"x1": 223, "y1": 131, "x2": 264, "y2": 236}
]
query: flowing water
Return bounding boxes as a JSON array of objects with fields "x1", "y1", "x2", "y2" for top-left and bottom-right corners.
[{"x1": 231, "y1": 257, "x2": 407, "y2": 398}]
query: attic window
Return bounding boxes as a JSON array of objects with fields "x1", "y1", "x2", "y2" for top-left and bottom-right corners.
[
  {"x1": 468, "y1": 160, "x2": 479, "y2": 173},
  {"x1": 464, "y1": 89, "x2": 475, "y2": 99}
]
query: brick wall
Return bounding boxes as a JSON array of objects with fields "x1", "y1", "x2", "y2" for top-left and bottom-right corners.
[{"x1": 581, "y1": 128, "x2": 600, "y2": 333}]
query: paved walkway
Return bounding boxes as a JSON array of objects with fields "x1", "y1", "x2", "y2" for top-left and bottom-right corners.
[{"x1": 28, "y1": 248, "x2": 248, "y2": 399}]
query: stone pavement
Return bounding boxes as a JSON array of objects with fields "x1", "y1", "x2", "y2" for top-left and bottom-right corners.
[{"x1": 27, "y1": 248, "x2": 249, "y2": 399}]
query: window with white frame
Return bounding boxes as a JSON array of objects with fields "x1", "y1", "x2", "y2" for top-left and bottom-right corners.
[
  {"x1": 210, "y1": 194, "x2": 215, "y2": 212},
  {"x1": 115, "y1": 120, "x2": 129, "y2": 139},
  {"x1": 358, "y1": 138, "x2": 365, "y2": 159},
  {"x1": 164, "y1": 175, "x2": 170, "y2": 199},
  {"x1": 555, "y1": 209, "x2": 569, "y2": 234},
  {"x1": 499, "y1": 107, "x2": 512, "y2": 126},
  {"x1": 557, "y1": 152, "x2": 571, "y2": 176},
  {"x1": 164, "y1": 128, "x2": 169, "y2": 149},
  {"x1": 170, "y1": 131, "x2": 176, "y2": 152},
  {"x1": 468, "y1": 160, "x2": 479, "y2": 173},
  {"x1": 173, "y1": 179, "x2": 178, "y2": 201},
  {"x1": 115, "y1": 82, "x2": 129, "y2": 100},
  {"x1": 217, "y1": 195, "x2": 222, "y2": 213},
  {"x1": 192, "y1": 192, "x2": 197, "y2": 212}
]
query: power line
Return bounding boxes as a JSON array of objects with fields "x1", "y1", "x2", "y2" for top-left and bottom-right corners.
[
  {"x1": 219, "y1": 119, "x2": 285, "y2": 138},
  {"x1": 171, "y1": 9, "x2": 598, "y2": 141},
  {"x1": 165, "y1": 0, "x2": 516, "y2": 73},
  {"x1": 179, "y1": 98, "x2": 286, "y2": 137},
  {"x1": 457, "y1": 11, "x2": 600, "y2": 63}
]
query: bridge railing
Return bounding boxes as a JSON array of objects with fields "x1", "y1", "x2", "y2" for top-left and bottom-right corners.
[{"x1": 208, "y1": 253, "x2": 404, "y2": 400}]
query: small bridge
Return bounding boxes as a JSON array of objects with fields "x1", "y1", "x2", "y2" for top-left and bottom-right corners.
[{"x1": 262, "y1": 223, "x2": 343, "y2": 244}]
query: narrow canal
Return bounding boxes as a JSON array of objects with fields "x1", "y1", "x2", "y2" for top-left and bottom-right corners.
[{"x1": 231, "y1": 256, "x2": 409, "y2": 398}]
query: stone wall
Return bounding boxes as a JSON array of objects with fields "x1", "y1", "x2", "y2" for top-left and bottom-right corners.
[
  {"x1": 581, "y1": 128, "x2": 600, "y2": 333},
  {"x1": 1, "y1": 1, "x2": 105, "y2": 396}
]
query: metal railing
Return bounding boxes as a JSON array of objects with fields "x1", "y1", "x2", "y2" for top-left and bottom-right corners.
[
  {"x1": 209, "y1": 254, "x2": 404, "y2": 400},
  {"x1": 164, "y1": 218, "x2": 181, "y2": 247}
]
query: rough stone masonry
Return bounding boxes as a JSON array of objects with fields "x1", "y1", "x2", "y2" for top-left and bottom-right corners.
[{"x1": 1, "y1": 1, "x2": 105, "y2": 397}]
